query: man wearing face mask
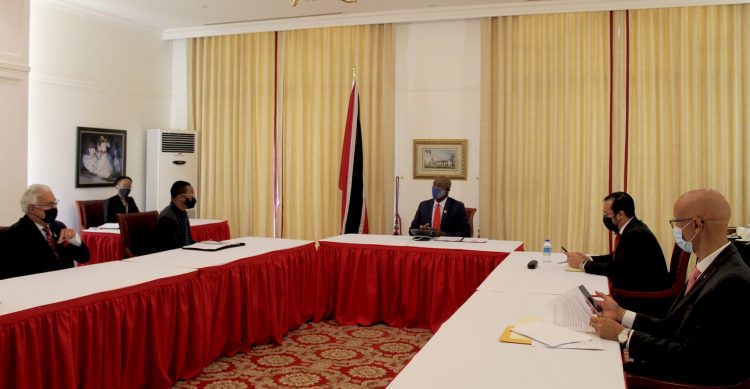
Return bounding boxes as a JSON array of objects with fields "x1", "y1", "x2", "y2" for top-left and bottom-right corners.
[
  {"x1": 588, "y1": 189, "x2": 750, "y2": 386},
  {"x1": 0, "y1": 184, "x2": 90, "y2": 279},
  {"x1": 103, "y1": 176, "x2": 140, "y2": 223},
  {"x1": 153, "y1": 180, "x2": 197, "y2": 252},
  {"x1": 408, "y1": 176, "x2": 470, "y2": 237},
  {"x1": 566, "y1": 192, "x2": 669, "y2": 292}
]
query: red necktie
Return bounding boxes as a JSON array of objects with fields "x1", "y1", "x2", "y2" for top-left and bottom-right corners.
[
  {"x1": 684, "y1": 268, "x2": 702, "y2": 295},
  {"x1": 432, "y1": 204, "x2": 441, "y2": 230},
  {"x1": 613, "y1": 234, "x2": 620, "y2": 252},
  {"x1": 43, "y1": 225, "x2": 60, "y2": 260}
]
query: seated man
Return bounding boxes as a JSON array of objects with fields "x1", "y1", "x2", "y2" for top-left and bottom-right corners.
[
  {"x1": 104, "y1": 175, "x2": 140, "y2": 223},
  {"x1": 590, "y1": 188, "x2": 750, "y2": 386},
  {"x1": 566, "y1": 192, "x2": 670, "y2": 291},
  {"x1": 409, "y1": 175, "x2": 470, "y2": 237},
  {"x1": 154, "y1": 180, "x2": 197, "y2": 252},
  {"x1": 1, "y1": 184, "x2": 90, "y2": 279}
]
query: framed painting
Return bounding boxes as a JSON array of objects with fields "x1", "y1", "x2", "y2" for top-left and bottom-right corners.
[
  {"x1": 75, "y1": 127, "x2": 127, "y2": 188},
  {"x1": 413, "y1": 139, "x2": 467, "y2": 180}
]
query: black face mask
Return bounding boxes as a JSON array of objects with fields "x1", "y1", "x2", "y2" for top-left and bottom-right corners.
[
  {"x1": 42, "y1": 208, "x2": 58, "y2": 224},
  {"x1": 184, "y1": 197, "x2": 197, "y2": 209},
  {"x1": 118, "y1": 188, "x2": 131, "y2": 197},
  {"x1": 602, "y1": 215, "x2": 619, "y2": 233}
]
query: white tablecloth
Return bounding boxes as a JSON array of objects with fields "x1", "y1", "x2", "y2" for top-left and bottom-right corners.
[{"x1": 321, "y1": 233, "x2": 523, "y2": 253}]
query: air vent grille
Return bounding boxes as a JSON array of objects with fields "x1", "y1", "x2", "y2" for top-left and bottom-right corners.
[{"x1": 161, "y1": 132, "x2": 195, "y2": 153}]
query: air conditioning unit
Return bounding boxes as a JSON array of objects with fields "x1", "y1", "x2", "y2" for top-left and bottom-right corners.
[{"x1": 146, "y1": 129, "x2": 198, "y2": 217}]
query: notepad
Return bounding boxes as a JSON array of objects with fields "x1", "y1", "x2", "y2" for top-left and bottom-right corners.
[
  {"x1": 182, "y1": 241, "x2": 246, "y2": 251},
  {"x1": 96, "y1": 223, "x2": 120, "y2": 230}
]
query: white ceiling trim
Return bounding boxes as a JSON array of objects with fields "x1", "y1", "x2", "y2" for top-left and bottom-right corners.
[
  {"x1": 162, "y1": 0, "x2": 747, "y2": 40},
  {"x1": 32, "y1": 0, "x2": 160, "y2": 33}
]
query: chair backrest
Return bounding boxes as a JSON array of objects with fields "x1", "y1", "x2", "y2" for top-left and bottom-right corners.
[
  {"x1": 610, "y1": 243, "x2": 692, "y2": 317},
  {"x1": 626, "y1": 372, "x2": 749, "y2": 389},
  {"x1": 118, "y1": 211, "x2": 159, "y2": 258},
  {"x1": 465, "y1": 207, "x2": 477, "y2": 237},
  {"x1": 76, "y1": 200, "x2": 105, "y2": 230}
]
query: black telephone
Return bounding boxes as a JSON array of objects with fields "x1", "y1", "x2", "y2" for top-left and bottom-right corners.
[{"x1": 578, "y1": 285, "x2": 603, "y2": 313}]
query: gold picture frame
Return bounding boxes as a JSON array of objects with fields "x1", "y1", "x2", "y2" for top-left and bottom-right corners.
[{"x1": 413, "y1": 139, "x2": 467, "y2": 180}]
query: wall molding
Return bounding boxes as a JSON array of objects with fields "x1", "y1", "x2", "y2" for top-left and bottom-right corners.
[
  {"x1": 30, "y1": 72, "x2": 170, "y2": 97},
  {"x1": 396, "y1": 85, "x2": 481, "y2": 93},
  {"x1": 0, "y1": 61, "x2": 31, "y2": 73},
  {"x1": 162, "y1": 0, "x2": 746, "y2": 40}
]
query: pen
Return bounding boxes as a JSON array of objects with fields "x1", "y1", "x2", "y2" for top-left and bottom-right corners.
[{"x1": 558, "y1": 246, "x2": 569, "y2": 264}]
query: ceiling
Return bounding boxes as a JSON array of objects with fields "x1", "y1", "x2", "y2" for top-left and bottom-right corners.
[{"x1": 51, "y1": 0, "x2": 742, "y2": 38}]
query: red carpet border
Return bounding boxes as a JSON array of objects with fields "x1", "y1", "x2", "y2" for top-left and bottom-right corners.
[{"x1": 174, "y1": 320, "x2": 432, "y2": 388}]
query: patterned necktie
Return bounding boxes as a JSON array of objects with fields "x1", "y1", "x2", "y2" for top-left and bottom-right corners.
[
  {"x1": 181, "y1": 213, "x2": 191, "y2": 245},
  {"x1": 684, "y1": 268, "x2": 702, "y2": 295},
  {"x1": 43, "y1": 225, "x2": 60, "y2": 260},
  {"x1": 432, "y1": 204, "x2": 441, "y2": 230}
]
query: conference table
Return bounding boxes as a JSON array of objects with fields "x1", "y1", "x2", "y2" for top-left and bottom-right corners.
[
  {"x1": 317, "y1": 234, "x2": 524, "y2": 331},
  {"x1": 80, "y1": 218, "x2": 231, "y2": 264},
  {"x1": 0, "y1": 236, "x2": 320, "y2": 389},
  {"x1": 389, "y1": 251, "x2": 626, "y2": 389}
]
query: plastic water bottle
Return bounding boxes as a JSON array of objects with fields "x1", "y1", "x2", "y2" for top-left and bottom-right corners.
[{"x1": 542, "y1": 239, "x2": 552, "y2": 263}]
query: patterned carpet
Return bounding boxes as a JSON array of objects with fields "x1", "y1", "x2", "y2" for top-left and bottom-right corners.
[{"x1": 173, "y1": 320, "x2": 433, "y2": 388}]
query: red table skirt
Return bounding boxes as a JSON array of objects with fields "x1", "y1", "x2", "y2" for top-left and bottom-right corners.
[
  {"x1": 81, "y1": 220, "x2": 231, "y2": 264},
  {"x1": 0, "y1": 243, "x2": 322, "y2": 389},
  {"x1": 318, "y1": 242, "x2": 522, "y2": 332}
]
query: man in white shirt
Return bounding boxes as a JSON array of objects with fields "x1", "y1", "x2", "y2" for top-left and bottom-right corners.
[{"x1": 590, "y1": 188, "x2": 750, "y2": 386}]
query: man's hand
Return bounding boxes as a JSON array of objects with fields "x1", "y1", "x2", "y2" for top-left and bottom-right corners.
[
  {"x1": 566, "y1": 252, "x2": 588, "y2": 268},
  {"x1": 590, "y1": 316, "x2": 624, "y2": 340},
  {"x1": 419, "y1": 223, "x2": 431, "y2": 230},
  {"x1": 594, "y1": 291, "x2": 624, "y2": 321},
  {"x1": 57, "y1": 228, "x2": 77, "y2": 243}
]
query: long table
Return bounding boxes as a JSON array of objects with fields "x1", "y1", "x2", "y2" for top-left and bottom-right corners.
[
  {"x1": 80, "y1": 218, "x2": 231, "y2": 264},
  {"x1": 0, "y1": 236, "x2": 319, "y2": 389},
  {"x1": 317, "y1": 234, "x2": 524, "y2": 331},
  {"x1": 389, "y1": 251, "x2": 626, "y2": 389}
]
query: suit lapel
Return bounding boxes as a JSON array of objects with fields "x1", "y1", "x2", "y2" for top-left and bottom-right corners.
[{"x1": 666, "y1": 245, "x2": 732, "y2": 314}]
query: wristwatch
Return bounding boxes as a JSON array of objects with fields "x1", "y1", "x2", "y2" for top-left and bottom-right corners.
[{"x1": 617, "y1": 328, "x2": 631, "y2": 346}]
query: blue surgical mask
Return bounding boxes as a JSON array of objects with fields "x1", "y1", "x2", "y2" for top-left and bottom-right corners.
[
  {"x1": 118, "y1": 188, "x2": 131, "y2": 197},
  {"x1": 432, "y1": 187, "x2": 447, "y2": 200},
  {"x1": 673, "y1": 225, "x2": 695, "y2": 253}
]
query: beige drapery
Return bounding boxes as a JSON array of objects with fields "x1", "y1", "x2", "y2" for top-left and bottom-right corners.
[
  {"x1": 188, "y1": 33, "x2": 277, "y2": 238},
  {"x1": 277, "y1": 25, "x2": 395, "y2": 241},
  {"x1": 627, "y1": 4, "x2": 750, "y2": 256},
  {"x1": 480, "y1": 12, "x2": 611, "y2": 253}
]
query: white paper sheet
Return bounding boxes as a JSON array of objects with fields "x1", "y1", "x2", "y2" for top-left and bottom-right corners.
[{"x1": 511, "y1": 321, "x2": 591, "y2": 347}]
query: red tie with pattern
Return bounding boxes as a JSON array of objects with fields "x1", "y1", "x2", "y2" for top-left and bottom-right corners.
[
  {"x1": 432, "y1": 204, "x2": 441, "y2": 230},
  {"x1": 684, "y1": 268, "x2": 702, "y2": 295},
  {"x1": 43, "y1": 225, "x2": 60, "y2": 260}
]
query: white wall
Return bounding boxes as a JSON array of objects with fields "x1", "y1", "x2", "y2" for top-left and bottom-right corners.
[
  {"x1": 29, "y1": 1, "x2": 173, "y2": 228},
  {"x1": 0, "y1": 0, "x2": 30, "y2": 225},
  {"x1": 394, "y1": 20, "x2": 481, "y2": 235}
]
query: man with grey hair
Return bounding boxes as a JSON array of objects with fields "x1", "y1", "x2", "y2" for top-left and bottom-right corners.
[{"x1": 1, "y1": 184, "x2": 90, "y2": 279}]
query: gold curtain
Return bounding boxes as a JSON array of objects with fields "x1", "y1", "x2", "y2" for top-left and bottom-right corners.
[
  {"x1": 188, "y1": 33, "x2": 277, "y2": 238},
  {"x1": 480, "y1": 12, "x2": 611, "y2": 253},
  {"x1": 627, "y1": 4, "x2": 750, "y2": 257},
  {"x1": 277, "y1": 25, "x2": 395, "y2": 241}
]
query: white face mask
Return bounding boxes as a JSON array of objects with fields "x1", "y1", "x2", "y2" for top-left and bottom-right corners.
[{"x1": 673, "y1": 224, "x2": 697, "y2": 253}]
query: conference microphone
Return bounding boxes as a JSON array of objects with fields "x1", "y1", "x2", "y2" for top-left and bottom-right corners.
[{"x1": 527, "y1": 259, "x2": 538, "y2": 269}]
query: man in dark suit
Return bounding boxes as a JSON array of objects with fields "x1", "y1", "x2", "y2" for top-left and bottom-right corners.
[
  {"x1": 104, "y1": 175, "x2": 140, "y2": 223},
  {"x1": 566, "y1": 192, "x2": 670, "y2": 291},
  {"x1": 153, "y1": 180, "x2": 196, "y2": 252},
  {"x1": 590, "y1": 189, "x2": 750, "y2": 386},
  {"x1": 0, "y1": 184, "x2": 90, "y2": 279},
  {"x1": 409, "y1": 175, "x2": 470, "y2": 237}
]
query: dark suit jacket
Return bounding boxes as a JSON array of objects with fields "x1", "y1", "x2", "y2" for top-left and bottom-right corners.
[
  {"x1": 104, "y1": 195, "x2": 140, "y2": 223},
  {"x1": 409, "y1": 197, "x2": 470, "y2": 237},
  {"x1": 585, "y1": 217, "x2": 670, "y2": 291},
  {"x1": 626, "y1": 243, "x2": 750, "y2": 386},
  {"x1": 0, "y1": 215, "x2": 90, "y2": 280},
  {"x1": 154, "y1": 204, "x2": 195, "y2": 252}
]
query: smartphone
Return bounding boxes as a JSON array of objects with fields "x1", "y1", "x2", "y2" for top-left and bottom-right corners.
[{"x1": 578, "y1": 285, "x2": 603, "y2": 313}]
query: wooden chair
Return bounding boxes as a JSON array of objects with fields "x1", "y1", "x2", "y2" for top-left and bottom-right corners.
[
  {"x1": 118, "y1": 211, "x2": 158, "y2": 258},
  {"x1": 75, "y1": 200, "x2": 105, "y2": 230},
  {"x1": 610, "y1": 244, "x2": 692, "y2": 317},
  {"x1": 465, "y1": 207, "x2": 477, "y2": 237},
  {"x1": 626, "y1": 373, "x2": 750, "y2": 389}
]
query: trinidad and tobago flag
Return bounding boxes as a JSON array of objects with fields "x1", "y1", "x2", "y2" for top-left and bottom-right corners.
[{"x1": 338, "y1": 80, "x2": 369, "y2": 234}]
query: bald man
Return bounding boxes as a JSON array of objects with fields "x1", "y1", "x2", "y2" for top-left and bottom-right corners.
[
  {"x1": 589, "y1": 189, "x2": 750, "y2": 386},
  {"x1": 409, "y1": 176, "x2": 471, "y2": 237}
]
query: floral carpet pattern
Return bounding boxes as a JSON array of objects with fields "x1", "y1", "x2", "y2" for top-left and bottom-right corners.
[{"x1": 174, "y1": 321, "x2": 432, "y2": 389}]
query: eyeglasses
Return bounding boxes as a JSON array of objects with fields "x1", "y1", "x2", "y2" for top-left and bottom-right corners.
[
  {"x1": 32, "y1": 200, "x2": 59, "y2": 209},
  {"x1": 669, "y1": 217, "x2": 703, "y2": 228}
]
